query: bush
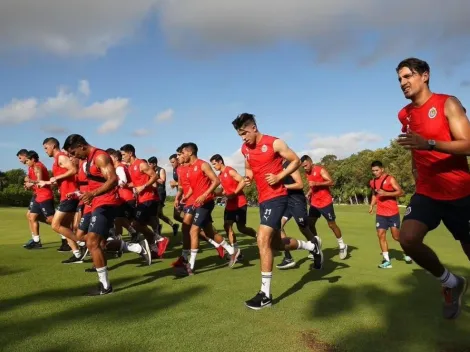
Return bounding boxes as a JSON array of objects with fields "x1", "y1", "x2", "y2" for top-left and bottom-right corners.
[{"x1": 0, "y1": 186, "x2": 34, "y2": 207}]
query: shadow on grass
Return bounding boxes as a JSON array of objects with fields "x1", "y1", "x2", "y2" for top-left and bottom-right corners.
[
  {"x1": 0, "y1": 265, "x2": 29, "y2": 277},
  {"x1": 306, "y1": 266, "x2": 470, "y2": 352}
]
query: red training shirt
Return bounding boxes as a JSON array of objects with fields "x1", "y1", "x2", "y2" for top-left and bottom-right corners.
[
  {"x1": 52, "y1": 152, "x2": 78, "y2": 202},
  {"x1": 218, "y1": 166, "x2": 247, "y2": 210},
  {"x1": 187, "y1": 159, "x2": 214, "y2": 207},
  {"x1": 369, "y1": 174, "x2": 399, "y2": 216},
  {"x1": 306, "y1": 165, "x2": 333, "y2": 208}
]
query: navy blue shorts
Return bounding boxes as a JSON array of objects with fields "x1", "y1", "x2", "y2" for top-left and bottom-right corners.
[
  {"x1": 135, "y1": 201, "x2": 158, "y2": 223},
  {"x1": 193, "y1": 200, "x2": 215, "y2": 228},
  {"x1": 88, "y1": 206, "x2": 116, "y2": 237},
  {"x1": 376, "y1": 214, "x2": 400, "y2": 230},
  {"x1": 403, "y1": 193, "x2": 470, "y2": 243},
  {"x1": 116, "y1": 200, "x2": 135, "y2": 219},
  {"x1": 183, "y1": 205, "x2": 195, "y2": 216},
  {"x1": 224, "y1": 205, "x2": 247, "y2": 225},
  {"x1": 78, "y1": 212, "x2": 92, "y2": 233},
  {"x1": 57, "y1": 199, "x2": 79, "y2": 213},
  {"x1": 28, "y1": 196, "x2": 36, "y2": 211},
  {"x1": 309, "y1": 202, "x2": 336, "y2": 222},
  {"x1": 259, "y1": 196, "x2": 288, "y2": 230},
  {"x1": 30, "y1": 199, "x2": 55, "y2": 218},
  {"x1": 283, "y1": 193, "x2": 308, "y2": 228}
]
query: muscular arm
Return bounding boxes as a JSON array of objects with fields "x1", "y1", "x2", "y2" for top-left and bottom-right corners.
[
  {"x1": 309, "y1": 168, "x2": 334, "y2": 187},
  {"x1": 56, "y1": 155, "x2": 77, "y2": 181},
  {"x1": 228, "y1": 168, "x2": 246, "y2": 195},
  {"x1": 435, "y1": 96, "x2": 470, "y2": 155},
  {"x1": 157, "y1": 169, "x2": 166, "y2": 185},
  {"x1": 201, "y1": 162, "x2": 221, "y2": 196},
  {"x1": 284, "y1": 169, "x2": 304, "y2": 190},
  {"x1": 244, "y1": 159, "x2": 253, "y2": 180},
  {"x1": 272, "y1": 139, "x2": 300, "y2": 179},
  {"x1": 380, "y1": 177, "x2": 404, "y2": 197},
  {"x1": 34, "y1": 165, "x2": 43, "y2": 181},
  {"x1": 370, "y1": 194, "x2": 377, "y2": 207},
  {"x1": 90, "y1": 154, "x2": 118, "y2": 197},
  {"x1": 140, "y1": 162, "x2": 158, "y2": 188}
]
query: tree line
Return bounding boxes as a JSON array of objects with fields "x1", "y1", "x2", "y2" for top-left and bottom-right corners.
[{"x1": 0, "y1": 139, "x2": 415, "y2": 207}]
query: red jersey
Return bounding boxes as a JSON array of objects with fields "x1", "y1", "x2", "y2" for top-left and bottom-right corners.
[
  {"x1": 29, "y1": 162, "x2": 54, "y2": 202},
  {"x1": 77, "y1": 160, "x2": 89, "y2": 207},
  {"x1": 116, "y1": 163, "x2": 135, "y2": 202},
  {"x1": 187, "y1": 159, "x2": 214, "y2": 206},
  {"x1": 398, "y1": 93, "x2": 470, "y2": 200},
  {"x1": 307, "y1": 165, "x2": 333, "y2": 208},
  {"x1": 369, "y1": 174, "x2": 399, "y2": 216},
  {"x1": 52, "y1": 152, "x2": 78, "y2": 201},
  {"x1": 241, "y1": 135, "x2": 287, "y2": 203},
  {"x1": 219, "y1": 166, "x2": 247, "y2": 210},
  {"x1": 86, "y1": 148, "x2": 120, "y2": 210},
  {"x1": 129, "y1": 159, "x2": 159, "y2": 204},
  {"x1": 177, "y1": 165, "x2": 192, "y2": 206}
]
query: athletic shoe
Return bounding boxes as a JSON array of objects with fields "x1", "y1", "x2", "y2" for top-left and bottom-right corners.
[
  {"x1": 24, "y1": 241, "x2": 43, "y2": 250},
  {"x1": 139, "y1": 239, "x2": 152, "y2": 266},
  {"x1": 245, "y1": 291, "x2": 272, "y2": 310},
  {"x1": 23, "y1": 239, "x2": 34, "y2": 248},
  {"x1": 228, "y1": 248, "x2": 241, "y2": 268},
  {"x1": 404, "y1": 255, "x2": 413, "y2": 264},
  {"x1": 442, "y1": 276, "x2": 468, "y2": 319},
  {"x1": 62, "y1": 255, "x2": 83, "y2": 264},
  {"x1": 157, "y1": 237, "x2": 170, "y2": 257},
  {"x1": 312, "y1": 237, "x2": 324, "y2": 270},
  {"x1": 339, "y1": 244, "x2": 348, "y2": 260},
  {"x1": 276, "y1": 258, "x2": 296, "y2": 269},
  {"x1": 85, "y1": 283, "x2": 113, "y2": 296},
  {"x1": 378, "y1": 260, "x2": 392, "y2": 269}
]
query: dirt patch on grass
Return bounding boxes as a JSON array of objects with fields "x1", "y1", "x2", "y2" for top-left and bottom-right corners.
[{"x1": 301, "y1": 330, "x2": 343, "y2": 352}]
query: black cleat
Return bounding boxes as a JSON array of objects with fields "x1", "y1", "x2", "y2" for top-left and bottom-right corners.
[
  {"x1": 85, "y1": 283, "x2": 113, "y2": 296},
  {"x1": 57, "y1": 239, "x2": 72, "y2": 252},
  {"x1": 276, "y1": 257, "x2": 296, "y2": 269},
  {"x1": 245, "y1": 291, "x2": 272, "y2": 310},
  {"x1": 25, "y1": 241, "x2": 43, "y2": 250},
  {"x1": 61, "y1": 255, "x2": 83, "y2": 264}
]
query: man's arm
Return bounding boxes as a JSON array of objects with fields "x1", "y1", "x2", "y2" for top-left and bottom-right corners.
[
  {"x1": 34, "y1": 165, "x2": 43, "y2": 182},
  {"x1": 272, "y1": 139, "x2": 300, "y2": 180},
  {"x1": 285, "y1": 169, "x2": 304, "y2": 190},
  {"x1": 244, "y1": 159, "x2": 254, "y2": 182},
  {"x1": 228, "y1": 168, "x2": 247, "y2": 195},
  {"x1": 139, "y1": 162, "x2": 158, "y2": 188},
  {"x1": 89, "y1": 154, "x2": 118, "y2": 197},
  {"x1": 201, "y1": 162, "x2": 221, "y2": 196},
  {"x1": 157, "y1": 168, "x2": 166, "y2": 185},
  {"x1": 309, "y1": 168, "x2": 334, "y2": 187},
  {"x1": 56, "y1": 155, "x2": 77, "y2": 181},
  {"x1": 377, "y1": 177, "x2": 404, "y2": 197}
]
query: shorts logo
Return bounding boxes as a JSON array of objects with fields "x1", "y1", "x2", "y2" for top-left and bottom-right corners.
[
  {"x1": 90, "y1": 216, "x2": 97, "y2": 228},
  {"x1": 261, "y1": 145, "x2": 267, "y2": 152},
  {"x1": 428, "y1": 107, "x2": 437, "y2": 118},
  {"x1": 405, "y1": 206, "x2": 411, "y2": 216},
  {"x1": 376, "y1": 222, "x2": 380, "y2": 228}
]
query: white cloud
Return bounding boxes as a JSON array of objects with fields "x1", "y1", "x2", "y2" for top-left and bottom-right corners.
[
  {"x1": 132, "y1": 128, "x2": 151, "y2": 137},
  {"x1": 219, "y1": 148, "x2": 245, "y2": 174},
  {"x1": 154, "y1": 108, "x2": 174, "y2": 123},
  {"x1": 0, "y1": 81, "x2": 130, "y2": 133},
  {"x1": 41, "y1": 125, "x2": 69, "y2": 135}
]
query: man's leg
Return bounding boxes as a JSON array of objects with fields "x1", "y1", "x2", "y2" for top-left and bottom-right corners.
[
  {"x1": 158, "y1": 201, "x2": 179, "y2": 236},
  {"x1": 388, "y1": 214, "x2": 412, "y2": 264},
  {"x1": 376, "y1": 217, "x2": 392, "y2": 268}
]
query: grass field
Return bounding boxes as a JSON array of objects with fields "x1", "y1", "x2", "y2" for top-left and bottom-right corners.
[{"x1": 1, "y1": 204, "x2": 470, "y2": 352}]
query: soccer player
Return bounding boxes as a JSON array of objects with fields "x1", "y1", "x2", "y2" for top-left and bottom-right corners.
[
  {"x1": 232, "y1": 113, "x2": 318, "y2": 310},
  {"x1": 174, "y1": 143, "x2": 239, "y2": 276},
  {"x1": 276, "y1": 159, "x2": 324, "y2": 270},
  {"x1": 369, "y1": 160, "x2": 412, "y2": 268},
  {"x1": 39, "y1": 137, "x2": 84, "y2": 264},
  {"x1": 148, "y1": 156, "x2": 179, "y2": 236},
  {"x1": 169, "y1": 153, "x2": 184, "y2": 223},
  {"x1": 120, "y1": 144, "x2": 169, "y2": 258},
  {"x1": 300, "y1": 155, "x2": 348, "y2": 260},
  {"x1": 210, "y1": 154, "x2": 257, "y2": 256},
  {"x1": 64, "y1": 134, "x2": 121, "y2": 295},
  {"x1": 395, "y1": 57, "x2": 470, "y2": 319},
  {"x1": 23, "y1": 150, "x2": 55, "y2": 249}
]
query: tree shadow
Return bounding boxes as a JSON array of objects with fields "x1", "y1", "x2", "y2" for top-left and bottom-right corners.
[
  {"x1": 308, "y1": 267, "x2": 470, "y2": 352},
  {"x1": 0, "y1": 266, "x2": 28, "y2": 277}
]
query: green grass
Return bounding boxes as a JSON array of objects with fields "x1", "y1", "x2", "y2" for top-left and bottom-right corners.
[{"x1": 0, "y1": 204, "x2": 469, "y2": 352}]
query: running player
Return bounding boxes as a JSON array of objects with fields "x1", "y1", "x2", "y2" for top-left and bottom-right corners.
[
  {"x1": 210, "y1": 154, "x2": 257, "y2": 256},
  {"x1": 148, "y1": 156, "x2": 179, "y2": 236},
  {"x1": 119, "y1": 144, "x2": 169, "y2": 258},
  {"x1": 232, "y1": 113, "x2": 318, "y2": 310},
  {"x1": 39, "y1": 137, "x2": 84, "y2": 264},
  {"x1": 369, "y1": 160, "x2": 412, "y2": 268},
  {"x1": 169, "y1": 153, "x2": 184, "y2": 223},
  {"x1": 23, "y1": 150, "x2": 55, "y2": 249},
  {"x1": 174, "y1": 143, "x2": 238, "y2": 276},
  {"x1": 395, "y1": 57, "x2": 470, "y2": 319},
  {"x1": 300, "y1": 155, "x2": 348, "y2": 260},
  {"x1": 276, "y1": 159, "x2": 324, "y2": 270}
]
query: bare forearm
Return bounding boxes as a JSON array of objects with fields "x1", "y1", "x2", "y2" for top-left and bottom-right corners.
[
  {"x1": 435, "y1": 140, "x2": 470, "y2": 155},
  {"x1": 91, "y1": 179, "x2": 118, "y2": 197},
  {"x1": 277, "y1": 160, "x2": 300, "y2": 180}
]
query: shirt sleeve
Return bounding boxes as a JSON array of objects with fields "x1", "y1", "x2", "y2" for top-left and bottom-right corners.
[{"x1": 116, "y1": 166, "x2": 127, "y2": 186}]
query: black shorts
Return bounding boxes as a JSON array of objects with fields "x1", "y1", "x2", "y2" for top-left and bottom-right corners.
[
  {"x1": 183, "y1": 205, "x2": 195, "y2": 216},
  {"x1": 135, "y1": 200, "x2": 158, "y2": 223},
  {"x1": 224, "y1": 205, "x2": 247, "y2": 225},
  {"x1": 403, "y1": 193, "x2": 470, "y2": 243},
  {"x1": 88, "y1": 206, "x2": 116, "y2": 237},
  {"x1": 158, "y1": 190, "x2": 167, "y2": 206},
  {"x1": 259, "y1": 196, "x2": 288, "y2": 230},
  {"x1": 376, "y1": 214, "x2": 400, "y2": 230},
  {"x1": 309, "y1": 202, "x2": 336, "y2": 222},
  {"x1": 193, "y1": 200, "x2": 215, "y2": 227},
  {"x1": 283, "y1": 193, "x2": 308, "y2": 228},
  {"x1": 78, "y1": 212, "x2": 92, "y2": 233},
  {"x1": 28, "y1": 196, "x2": 36, "y2": 211},
  {"x1": 57, "y1": 199, "x2": 79, "y2": 213},
  {"x1": 116, "y1": 200, "x2": 136, "y2": 219},
  {"x1": 175, "y1": 203, "x2": 185, "y2": 213},
  {"x1": 77, "y1": 204, "x2": 84, "y2": 213},
  {"x1": 30, "y1": 199, "x2": 55, "y2": 218}
]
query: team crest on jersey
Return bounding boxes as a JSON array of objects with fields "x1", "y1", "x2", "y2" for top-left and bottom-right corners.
[
  {"x1": 405, "y1": 206, "x2": 411, "y2": 216},
  {"x1": 428, "y1": 107, "x2": 437, "y2": 119},
  {"x1": 134, "y1": 166, "x2": 138, "y2": 170},
  {"x1": 261, "y1": 145, "x2": 268, "y2": 152},
  {"x1": 194, "y1": 166, "x2": 198, "y2": 171},
  {"x1": 224, "y1": 173, "x2": 227, "y2": 177}
]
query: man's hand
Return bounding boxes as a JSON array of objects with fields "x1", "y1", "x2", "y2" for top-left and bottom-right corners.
[
  {"x1": 265, "y1": 173, "x2": 280, "y2": 186},
  {"x1": 397, "y1": 132, "x2": 429, "y2": 150},
  {"x1": 50, "y1": 177, "x2": 57, "y2": 184},
  {"x1": 244, "y1": 176, "x2": 252, "y2": 187},
  {"x1": 135, "y1": 185, "x2": 145, "y2": 194},
  {"x1": 79, "y1": 191, "x2": 95, "y2": 205},
  {"x1": 376, "y1": 189, "x2": 387, "y2": 196},
  {"x1": 368, "y1": 205, "x2": 374, "y2": 214},
  {"x1": 174, "y1": 198, "x2": 179, "y2": 208},
  {"x1": 195, "y1": 193, "x2": 207, "y2": 206}
]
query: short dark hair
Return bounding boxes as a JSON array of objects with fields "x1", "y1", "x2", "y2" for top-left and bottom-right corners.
[
  {"x1": 371, "y1": 160, "x2": 383, "y2": 168},
  {"x1": 63, "y1": 134, "x2": 88, "y2": 150},
  {"x1": 141, "y1": 159, "x2": 147, "y2": 163},
  {"x1": 120, "y1": 144, "x2": 135, "y2": 156},
  {"x1": 106, "y1": 148, "x2": 122, "y2": 162},
  {"x1": 26, "y1": 150, "x2": 39, "y2": 162},
  {"x1": 43, "y1": 137, "x2": 60, "y2": 149},
  {"x1": 148, "y1": 156, "x2": 158, "y2": 165},
  {"x1": 300, "y1": 155, "x2": 312, "y2": 163},
  {"x1": 210, "y1": 154, "x2": 224, "y2": 164},
  {"x1": 182, "y1": 142, "x2": 198, "y2": 155},
  {"x1": 169, "y1": 153, "x2": 177, "y2": 160},
  {"x1": 396, "y1": 58, "x2": 430, "y2": 86},
  {"x1": 232, "y1": 113, "x2": 256, "y2": 130},
  {"x1": 176, "y1": 145, "x2": 183, "y2": 153},
  {"x1": 16, "y1": 149, "x2": 28, "y2": 157}
]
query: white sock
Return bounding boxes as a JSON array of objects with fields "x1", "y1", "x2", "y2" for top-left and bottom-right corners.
[
  {"x1": 439, "y1": 268, "x2": 458, "y2": 288},
  {"x1": 383, "y1": 252, "x2": 390, "y2": 262},
  {"x1": 73, "y1": 250, "x2": 81, "y2": 258},
  {"x1": 128, "y1": 226, "x2": 137, "y2": 234},
  {"x1": 61, "y1": 235, "x2": 66, "y2": 240},
  {"x1": 207, "y1": 238, "x2": 220, "y2": 248},
  {"x1": 189, "y1": 249, "x2": 198, "y2": 270},
  {"x1": 297, "y1": 240, "x2": 315, "y2": 252},
  {"x1": 96, "y1": 266, "x2": 110, "y2": 289},
  {"x1": 182, "y1": 249, "x2": 190, "y2": 260},
  {"x1": 220, "y1": 240, "x2": 234, "y2": 255},
  {"x1": 33, "y1": 235, "x2": 40, "y2": 243},
  {"x1": 261, "y1": 272, "x2": 272, "y2": 297},
  {"x1": 337, "y1": 237, "x2": 345, "y2": 249}
]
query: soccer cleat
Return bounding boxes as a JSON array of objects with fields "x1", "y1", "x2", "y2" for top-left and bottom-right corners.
[
  {"x1": 57, "y1": 239, "x2": 72, "y2": 252},
  {"x1": 24, "y1": 241, "x2": 43, "y2": 250},
  {"x1": 245, "y1": 291, "x2": 272, "y2": 310},
  {"x1": 442, "y1": 276, "x2": 468, "y2": 319},
  {"x1": 172, "y1": 223, "x2": 179, "y2": 237},
  {"x1": 404, "y1": 255, "x2": 413, "y2": 264},
  {"x1": 276, "y1": 258, "x2": 296, "y2": 270},
  {"x1": 23, "y1": 239, "x2": 34, "y2": 248},
  {"x1": 174, "y1": 262, "x2": 194, "y2": 277},
  {"x1": 171, "y1": 256, "x2": 186, "y2": 268},
  {"x1": 139, "y1": 239, "x2": 152, "y2": 266},
  {"x1": 228, "y1": 248, "x2": 241, "y2": 268},
  {"x1": 339, "y1": 244, "x2": 348, "y2": 260},
  {"x1": 216, "y1": 246, "x2": 225, "y2": 258},
  {"x1": 157, "y1": 237, "x2": 170, "y2": 257},
  {"x1": 312, "y1": 237, "x2": 324, "y2": 270},
  {"x1": 378, "y1": 260, "x2": 392, "y2": 269},
  {"x1": 85, "y1": 283, "x2": 113, "y2": 296},
  {"x1": 62, "y1": 255, "x2": 83, "y2": 264}
]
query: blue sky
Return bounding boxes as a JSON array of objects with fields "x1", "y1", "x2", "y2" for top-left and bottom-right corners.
[{"x1": 1, "y1": 1, "x2": 469, "y2": 183}]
